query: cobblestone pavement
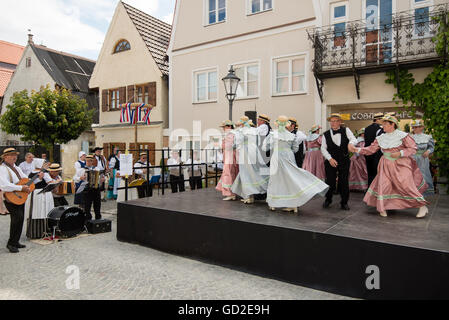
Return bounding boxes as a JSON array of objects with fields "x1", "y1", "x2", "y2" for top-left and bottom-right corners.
[{"x1": 0, "y1": 195, "x2": 351, "y2": 300}]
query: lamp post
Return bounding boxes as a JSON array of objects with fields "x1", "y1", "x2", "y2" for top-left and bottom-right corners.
[{"x1": 222, "y1": 66, "x2": 240, "y2": 121}]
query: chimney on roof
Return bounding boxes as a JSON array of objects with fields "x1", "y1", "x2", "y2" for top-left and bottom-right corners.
[{"x1": 27, "y1": 29, "x2": 34, "y2": 44}]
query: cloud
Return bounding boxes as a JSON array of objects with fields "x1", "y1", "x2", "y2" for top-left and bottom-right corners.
[{"x1": 0, "y1": 0, "x2": 162, "y2": 60}]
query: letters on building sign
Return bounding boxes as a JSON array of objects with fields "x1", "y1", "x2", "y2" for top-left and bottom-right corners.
[{"x1": 350, "y1": 111, "x2": 414, "y2": 121}]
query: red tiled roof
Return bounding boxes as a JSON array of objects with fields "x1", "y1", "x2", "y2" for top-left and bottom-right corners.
[
  {"x1": 0, "y1": 67, "x2": 14, "y2": 97},
  {"x1": 0, "y1": 40, "x2": 25, "y2": 65}
]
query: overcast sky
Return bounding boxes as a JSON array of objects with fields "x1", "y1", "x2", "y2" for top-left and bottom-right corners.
[{"x1": 0, "y1": 0, "x2": 176, "y2": 61}]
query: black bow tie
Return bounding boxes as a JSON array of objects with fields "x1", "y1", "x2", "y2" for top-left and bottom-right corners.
[{"x1": 332, "y1": 128, "x2": 343, "y2": 135}]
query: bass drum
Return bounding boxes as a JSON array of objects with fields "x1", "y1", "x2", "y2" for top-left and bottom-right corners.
[{"x1": 47, "y1": 206, "x2": 86, "y2": 238}]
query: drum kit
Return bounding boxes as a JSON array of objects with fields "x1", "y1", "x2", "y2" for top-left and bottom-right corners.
[
  {"x1": 44, "y1": 172, "x2": 107, "y2": 240},
  {"x1": 47, "y1": 206, "x2": 86, "y2": 239}
]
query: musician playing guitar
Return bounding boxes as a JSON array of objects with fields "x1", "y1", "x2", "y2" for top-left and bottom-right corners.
[{"x1": 0, "y1": 148, "x2": 38, "y2": 253}]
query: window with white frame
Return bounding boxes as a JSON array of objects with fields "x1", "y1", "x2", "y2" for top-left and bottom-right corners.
[
  {"x1": 194, "y1": 69, "x2": 218, "y2": 103},
  {"x1": 249, "y1": 0, "x2": 272, "y2": 14},
  {"x1": 206, "y1": 0, "x2": 226, "y2": 25},
  {"x1": 273, "y1": 55, "x2": 306, "y2": 95},
  {"x1": 412, "y1": 0, "x2": 433, "y2": 37},
  {"x1": 331, "y1": 1, "x2": 349, "y2": 48},
  {"x1": 234, "y1": 62, "x2": 259, "y2": 99}
]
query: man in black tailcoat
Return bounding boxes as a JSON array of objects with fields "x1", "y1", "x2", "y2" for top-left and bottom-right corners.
[{"x1": 364, "y1": 112, "x2": 384, "y2": 186}]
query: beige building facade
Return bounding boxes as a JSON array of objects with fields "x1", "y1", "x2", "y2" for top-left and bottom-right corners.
[
  {"x1": 169, "y1": 0, "x2": 322, "y2": 152},
  {"x1": 312, "y1": 0, "x2": 449, "y2": 132},
  {"x1": 89, "y1": 1, "x2": 171, "y2": 166}
]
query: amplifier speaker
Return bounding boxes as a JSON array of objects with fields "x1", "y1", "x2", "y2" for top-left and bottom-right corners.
[{"x1": 86, "y1": 219, "x2": 112, "y2": 234}]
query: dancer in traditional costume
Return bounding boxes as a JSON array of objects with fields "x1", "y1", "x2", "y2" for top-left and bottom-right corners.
[
  {"x1": 231, "y1": 116, "x2": 270, "y2": 204},
  {"x1": 216, "y1": 120, "x2": 239, "y2": 201},
  {"x1": 349, "y1": 128, "x2": 368, "y2": 191},
  {"x1": 288, "y1": 118, "x2": 307, "y2": 168},
  {"x1": 410, "y1": 120, "x2": 435, "y2": 195},
  {"x1": 303, "y1": 125, "x2": 326, "y2": 181},
  {"x1": 364, "y1": 113, "x2": 385, "y2": 186},
  {"x1": 107, "y1": 147, "x2": 121, "y2": 200},
  {"x1": 263, "y1": 116, "x2": 329, "y2": 213},
  {"x1": 349, "y1": 115, "x2": 429, "y2": 218},
  {"x1": 322, "y1": 114, "x2": 358, "y2": 211}
]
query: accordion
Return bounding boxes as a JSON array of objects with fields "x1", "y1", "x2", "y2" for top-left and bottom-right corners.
[
  {"x1": 55, "y1": 181, "x2": 76, "y2": 195},
  {"x1": 86, "y1": 170, "x2": 104, "y2": 189}
]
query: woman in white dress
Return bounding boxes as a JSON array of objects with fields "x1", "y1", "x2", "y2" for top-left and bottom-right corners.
[
  {"x1": 25, "y1": 159, "x2": 55, "y2": 239},
  {"x1": 262, "y1": 116, "x2": 329, "y2": 213},
  {"x1": 231, "y1": 116, "x2": 270, "y2": 204}
]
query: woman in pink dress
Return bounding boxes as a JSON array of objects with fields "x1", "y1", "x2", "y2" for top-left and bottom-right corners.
[
  {"x1": 349, "y1": 115, "x2": 428, "y2": 218},
  {"x1": 216, "y1": 120, "x2": 239, "y2": 201},
  {"x1": 302, "y1": 125, "x2": 326, "y2": 180},
  {"x1": 349, "y1": 128, "x2": 368, "y2": 191}
]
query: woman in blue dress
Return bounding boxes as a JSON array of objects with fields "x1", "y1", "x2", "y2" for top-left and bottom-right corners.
[{"x1": 410, "y1": 120, "x2": 435, "y2": 195}]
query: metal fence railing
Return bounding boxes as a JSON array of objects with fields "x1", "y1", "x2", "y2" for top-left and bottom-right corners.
[{"x1": 114, "y1": 148, "x2": 223, "y2": 201}]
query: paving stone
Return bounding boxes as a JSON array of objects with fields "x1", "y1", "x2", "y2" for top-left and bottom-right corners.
[{"x1": 0, "y1": 196, "x2": 351, "y2": 300}]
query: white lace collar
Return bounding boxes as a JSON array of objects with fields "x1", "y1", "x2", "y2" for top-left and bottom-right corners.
[
  {"x1": 271, "y1": 130, "x2": 295, "y2": 142},
  {"x1": 411, "y1": 133, "x2": 432, "y2": 145},
  {"x1": 307, "y1": 133, "x2": 321, "y2": 142},
  {"x1": 376, "y1": 130, "x2": 408, "y2": 149}
]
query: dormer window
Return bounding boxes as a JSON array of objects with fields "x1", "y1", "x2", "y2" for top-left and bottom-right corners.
[{"x1": 114, "y1": 40, "x2": 131, "y2": 53}]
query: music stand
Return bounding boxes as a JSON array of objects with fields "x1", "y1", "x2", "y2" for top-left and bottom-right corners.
[
  {"x1": 37, "y1": 182, "x2": 61, "y2": 195},
  {"x1": 38, "y1": 182, "x2": 61, "y2": 241}
]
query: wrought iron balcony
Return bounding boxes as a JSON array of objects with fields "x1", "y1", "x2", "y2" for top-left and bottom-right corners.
[{"x1": 308, "y1": 4, "x2": 448, "y2": 83}]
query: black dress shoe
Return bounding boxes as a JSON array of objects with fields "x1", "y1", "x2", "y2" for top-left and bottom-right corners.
[
  {"x1": 323, "y1": 200, "x2": 332, "y2": 209},
  {"x1": 6, "y1": 244, "x2": 19, "y2": 253},
  {"x1": 341, "y1": 204, "x2": 350, "y2": 211},
  {"x1": 15, "y1": 243, "x2": 26, "y2": 249}
]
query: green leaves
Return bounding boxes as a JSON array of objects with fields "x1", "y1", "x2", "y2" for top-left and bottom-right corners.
[
  {"x1": 385, "y1": 13, "x2": 449, "y2": 192},
  {"x1": 0, "y1": 84, "x2": 94, "y2": 151}
]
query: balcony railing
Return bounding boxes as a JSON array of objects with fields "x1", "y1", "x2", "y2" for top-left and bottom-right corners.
[{"x1": 308, "y1": 4, "x2": 448, "y2": 78}]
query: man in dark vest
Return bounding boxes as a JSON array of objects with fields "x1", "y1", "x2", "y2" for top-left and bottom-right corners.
[
  {"x1": 288, "y1": 117, "x2": 307, "y2": 168},
  {"x1": 321, "y1": 114, "x2": 358, "y2": 210},
  {"x1": 364, "y1": 112, "x2": 384, "y2": 186}
]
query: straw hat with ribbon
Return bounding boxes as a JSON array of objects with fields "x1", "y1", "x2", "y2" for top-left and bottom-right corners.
[
  {"x1": 258, "y1": 114, "x2": 271, "y2": 123},
  {"x1": 373, "y1": 112, "x2": 384, "y2": 120},
  {"x1": 276, "y1": 115, "x2": 290, "y2": 129},
  {"x1": 310, "y1": 125, "x2": 322, "y2": 134},
  {"x1": 411, "y1": 119, "x2": 425, "y2": 128},
  {"x1": 382, "y1": 114, "x2": 400, "y2": 126},
  {"x1": 1, "y1": 147, "x2": 20, "y2": 159},
  {"x1": 48, "y1": 163, "x2": 63, "y2": 172},
  {"x1": 327, "y1": 113, "x2": 342, "y2": 121},
  {"x1": 220, "y1": 120, "x2": 234, "y2": 128}
]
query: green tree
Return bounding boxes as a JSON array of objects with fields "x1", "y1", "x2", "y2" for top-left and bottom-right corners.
[
  {"x1": 385, "y1": 14, "x2": 449, "y2": 189},
  {"x1": 0, "y1": 85, "x2": 94, "y2": 162}
]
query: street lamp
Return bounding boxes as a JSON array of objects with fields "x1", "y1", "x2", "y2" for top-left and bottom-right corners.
[{"x1": 222, "y1": 66, "x2": 240, "y2": 121}]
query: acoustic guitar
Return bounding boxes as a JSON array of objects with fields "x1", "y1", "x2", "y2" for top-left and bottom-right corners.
[{"x1": 4, "y1": 163, "x2": 50, "y2": 205}]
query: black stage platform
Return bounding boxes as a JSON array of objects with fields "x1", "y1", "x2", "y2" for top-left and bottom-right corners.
[{"x1": 117, "y1": 189, "x2": 449, "y2": 299}]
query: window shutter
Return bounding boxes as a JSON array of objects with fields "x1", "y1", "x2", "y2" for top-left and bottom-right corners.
[
  {"x1": 103, "y1": 143, "x2": 110, "y2": 160},
  {"x1": 102, "y1": 90, "x2": 109, "y2": 112},
  {"x1": 147, "y1": 82, "x2": 157, "y2": 106},
  {"x1": 119, "y1": 87, "x2": 127, "y2": 105},
  {"x1": 127, "y1": 85, "x2": 135, "y2": 103}
]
